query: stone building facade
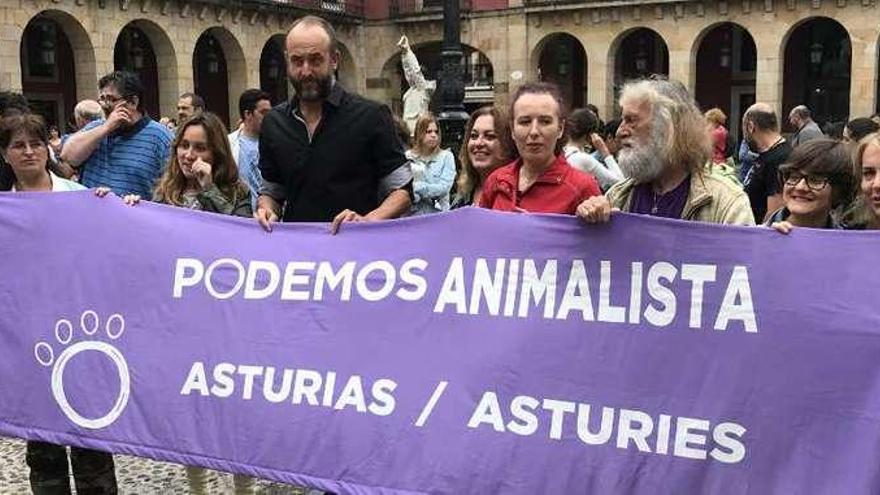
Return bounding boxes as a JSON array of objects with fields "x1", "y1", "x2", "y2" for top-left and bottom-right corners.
[{"x1": 1, "y1": 0, "x2": 875, "y2": 137}]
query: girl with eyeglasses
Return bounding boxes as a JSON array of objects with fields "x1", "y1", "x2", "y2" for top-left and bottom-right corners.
[{"x1": 768, "y1": 138, "x2": 854, "y2": 233}]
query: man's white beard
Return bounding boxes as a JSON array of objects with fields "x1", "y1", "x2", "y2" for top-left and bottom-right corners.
[{"x1": 618, "y1": 140, "x2": 666, "y2": 183}]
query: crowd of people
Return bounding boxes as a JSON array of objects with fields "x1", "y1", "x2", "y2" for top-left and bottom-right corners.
[{"x1": 3, "y1": 12, "x2": 880, "y2": 495}]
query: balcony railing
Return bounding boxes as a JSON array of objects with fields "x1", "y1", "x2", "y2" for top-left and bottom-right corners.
[
  {"x1": 390, "y1": 0, "x2": 473, "y2": 17},
  {"x1": 267, "y1": 0, "x2": 364, "y2": 17}
]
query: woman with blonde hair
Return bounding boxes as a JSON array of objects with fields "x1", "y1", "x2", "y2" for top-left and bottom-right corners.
[
  {"x1": 452, "y1": 106, "x2": 517, "y2": 207},
  {"x1": 847, "y1": 132, "x2": 880, "y2": 229},
  {"x1": 407, "y1": 112, "x2": 456, "y2": 215}
]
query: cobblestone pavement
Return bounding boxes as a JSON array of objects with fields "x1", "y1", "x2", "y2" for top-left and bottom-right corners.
[{"x1": 0, "y1": 437, "x2": 309, "y2": 494}]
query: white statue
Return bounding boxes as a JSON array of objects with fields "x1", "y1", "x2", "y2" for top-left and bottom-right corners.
[{"x1": 398, "y1": 35, "x2": 436, "y2": 136}]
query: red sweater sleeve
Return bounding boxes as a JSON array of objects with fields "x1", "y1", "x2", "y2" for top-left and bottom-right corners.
[
  {"x1": 478, "y1": 175, "x2": 497, "y2": 209},
  {"x1": 573, "y1": 170, "x2": 602, "y2": 205}
]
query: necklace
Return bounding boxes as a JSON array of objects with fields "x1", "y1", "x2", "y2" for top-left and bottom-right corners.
[{"x1": 651, "y1": 190, "x2": 662, "y2": 215}]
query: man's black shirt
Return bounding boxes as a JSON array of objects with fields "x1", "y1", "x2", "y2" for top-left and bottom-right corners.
[
  {"x1": 259, "y1": 84, "x2": 407, "y2": 222},
  {"x1": 743, "y1": 139, "x2": 792, "y2": 222}
]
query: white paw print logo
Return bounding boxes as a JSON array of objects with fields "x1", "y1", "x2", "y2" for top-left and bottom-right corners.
[{"x1": 33, "y1": 310, "x2": 130, "y2": 430}]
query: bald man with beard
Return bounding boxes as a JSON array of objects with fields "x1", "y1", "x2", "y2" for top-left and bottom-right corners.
[{"x1": 576, "y1": 79, "x2": 753, "y2": 226}]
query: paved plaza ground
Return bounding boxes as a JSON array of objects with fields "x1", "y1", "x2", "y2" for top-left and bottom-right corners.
[{"x1": 0, "y1": 437, "x2": 309, "y2": 494}]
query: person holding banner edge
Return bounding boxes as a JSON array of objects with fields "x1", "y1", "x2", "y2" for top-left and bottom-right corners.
[
  {"x1": 479, "y1": 81, "x2": 601, "y2": 214},
  {"x1": 576, "y1": 78, "x2": 754, "y2": 225},
  {"x1": 96, "y1": 112, "x2": 255, "y2": 493},
  {"x1": 0, "y1": 113, "x2": 119, "y2": 494}
]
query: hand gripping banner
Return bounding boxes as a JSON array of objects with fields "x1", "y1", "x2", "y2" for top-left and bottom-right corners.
[{"x1": 2, "y1": 191, "x2": 880, "y2": 494}]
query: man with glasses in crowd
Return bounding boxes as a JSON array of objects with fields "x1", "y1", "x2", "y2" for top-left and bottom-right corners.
[{"x1": 61, "y1": 71, "x2": 173, "y2": 199}]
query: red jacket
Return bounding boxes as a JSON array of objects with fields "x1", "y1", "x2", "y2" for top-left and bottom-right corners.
[{"x1": 479, "y1": 155, "x2": 601, "y2": 214}]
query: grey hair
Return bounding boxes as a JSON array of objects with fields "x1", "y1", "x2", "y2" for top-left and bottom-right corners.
[
  {"x1": 74, "y1": 99, "x2": 103, "y2": 125},
  {"x1": 791, "y1": 105, "x2": 811, "y2": 120},
  {"x1": 619, "y1": 79, "x2": 711, "y2": 174}
]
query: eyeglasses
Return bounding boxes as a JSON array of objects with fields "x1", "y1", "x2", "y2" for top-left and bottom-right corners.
[
  {"x1": 7, "y1": 139, "x2": 46, "y2": 154},
  {"x1": 98, "y1": 94, "x2": 126, "y2": 105},
  {"x1": 782, "y1": 171, "x2": 830, "y2": 191}
]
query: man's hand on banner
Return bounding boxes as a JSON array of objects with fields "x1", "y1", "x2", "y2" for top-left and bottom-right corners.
[
  {"x1": 330, "y1": 209, "x2": 368, "y2": 235},
  {"x1": 577, "y1": 196, "x2": 615, "y2": 223},
  {"x1": 255, "y1": 195, "x2": 280, "y2": 233}
]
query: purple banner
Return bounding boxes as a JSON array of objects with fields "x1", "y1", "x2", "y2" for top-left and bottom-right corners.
[{"x1": 2, "y1": 191, "x2": 880, "y2": 494}]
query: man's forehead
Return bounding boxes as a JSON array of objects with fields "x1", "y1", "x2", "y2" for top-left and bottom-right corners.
[
  {"x1": 286, "y1": 25, "x2": 331, "y2": 54},
  {"x1": 622, "y1": 99, "x2": 652, "y2": 117},
  {"x1": 100, "y1": 84, "x2": 120, "y2": 95},
  {"x1": 178, "y1": 97, "x2": 192, "y2": 105}
]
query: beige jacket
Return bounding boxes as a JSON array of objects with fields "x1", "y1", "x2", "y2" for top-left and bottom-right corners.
[{"x1": 606, "y1": 170, "x2": 755, "y2": 225}]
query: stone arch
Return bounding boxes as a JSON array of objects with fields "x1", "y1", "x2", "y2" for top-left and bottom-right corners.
[
  {"x1": 20, "y1": 10, "x2": 97, "y2": 130},
  {"x1": 193, "y1": 26, "x2": 247, "y2": 129},
  {"x1": 781, "y1": 16, "x2": 852, "y2": 129},
  {"x1": 530, "y1": 32, "x2": 588, "y2": 110},
  {"x1": 692, "y1": 22, "x2": 757, "y2": 143},
  {"x1": 113, "y1": 19, "x2": 178, "y2": 120},
  {"x1": 607, "y1": 27, "x2": 669, "y2": 113}
]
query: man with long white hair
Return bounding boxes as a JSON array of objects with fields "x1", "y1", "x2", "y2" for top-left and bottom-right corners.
[{"x1": 576, "y1": 78, "x2": 753, "y2": 225}]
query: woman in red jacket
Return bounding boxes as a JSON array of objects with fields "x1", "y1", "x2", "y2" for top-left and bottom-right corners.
[{"x1": 479, "y1": 82, "x2": 601, "y2": 214}]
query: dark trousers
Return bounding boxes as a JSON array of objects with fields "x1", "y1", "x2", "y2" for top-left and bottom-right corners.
[{"x1": 26, "y1": 441, "x2": 117, "y2": 495}]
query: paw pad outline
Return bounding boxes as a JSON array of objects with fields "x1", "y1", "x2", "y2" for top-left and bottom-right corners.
[{"x1": 34, "y1": 310, "x2": 130, "y2": 430}]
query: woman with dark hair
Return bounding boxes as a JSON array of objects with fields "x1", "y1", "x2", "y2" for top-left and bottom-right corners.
[
  {"x1": 843, "y1": 118, "x2": 880, "y2": 144},
  {"x1": 452, "y1": 106, "x2": 517, "y2": 207},
  {"x1": 0, "y1": 114, "x2": 83, "y2": 193},
  {"x1": 768, "y1": 138, "x2": 854, "y2": 233},
  {"x1": 479, "y1": 82, "x2": 601, "y2": 214},
  {"x1": 1, "y1": 113, "x2": 119, "y2": 493},
  {"x1": 407, "y1": 112, "x2": 455, "y2": 215},
  {"x1": 563, "y1": 108, "x2": 623, "y2": 191},
  {"x1": 98, "y1": 113, "x2": 253, "y2": 493}
]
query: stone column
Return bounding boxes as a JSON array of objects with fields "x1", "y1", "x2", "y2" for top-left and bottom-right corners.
[
  {"x1": 585, "y1": 41, "x2": 612, "y2": 120},
  {"x1": 752, "y1": 28, "x2": 785, "y2": 116},
  {"x1": 848, "y1": 25, "x2": 877, "y2": 119}
]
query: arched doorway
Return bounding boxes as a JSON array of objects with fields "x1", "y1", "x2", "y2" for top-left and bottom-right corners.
[
  {"x1": 783, "y1": 18, "x2": 851, "y2": 130},
  {"x1": 194, "y1": 30, "x2": 230, "y2": 127},
  {"x1": 613, "y1": 28, "x2": 669, "y2": 98},
  {"x1": 694, "y1": 23, "x2": 757, "y2": 143},
  {"x1": 260, "y1": 36, "x2": 287, "y2": 105},
  {"x1": 114, "y1": 25, "x2": 159, "y2": 119},
  {"x1": 20, "y1": 14, "x2": 87, "y2": 132},
  {"x1": 535, "y1": 33, "x2": 587, "y2": 110}
]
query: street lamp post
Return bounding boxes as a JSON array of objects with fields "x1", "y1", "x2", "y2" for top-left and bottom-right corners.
[{"x1": 437, "y1": 0, "x2": 470, "y2": 152}]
